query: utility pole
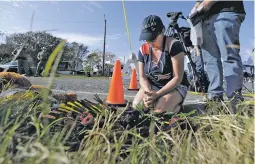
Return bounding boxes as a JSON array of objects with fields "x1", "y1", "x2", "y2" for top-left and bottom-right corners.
[
  {"x1": 30, "y1": 10, "x2": 35, "y2": 31},
  {"x1": 102, "y1": 14, "x2": 107, "y2": 76}
]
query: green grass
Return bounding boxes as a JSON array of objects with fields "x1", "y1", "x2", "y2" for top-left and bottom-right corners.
[{"x1": 0, "y1": 90, "x2": 253, "y2": 164}]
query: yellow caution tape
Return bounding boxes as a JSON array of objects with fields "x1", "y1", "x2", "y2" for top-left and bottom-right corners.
[
  {"x1": 122, "y1": 0, "x2": 133, "y2": 54},
  {"x1": 188, "y1": 91, "x2": 254, "y2": 97}
]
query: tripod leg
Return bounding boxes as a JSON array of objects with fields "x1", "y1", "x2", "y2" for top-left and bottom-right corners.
[
  {"x1": 197, "y1": 46, "x2": 205, "y2": 72},
  {"x1": 198, "y1": 46, "x2": 207, "y2": 93},
  {"x1": 191, "y1": 68, "x2": 197, "y2": 92},
  {"x1": 177, "y1": 31, "x2": 203, "y2": 93},
  {"x1": 242, "y1": 82, "x2": 253, "y2": 94},
  {"x1": 186, "y1": 51, "x2": 200, "y2": 93}
]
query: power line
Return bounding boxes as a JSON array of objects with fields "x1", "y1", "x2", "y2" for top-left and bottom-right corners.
[{"x1": 3, "y1": 16, "x2": 98, "y2": 24}]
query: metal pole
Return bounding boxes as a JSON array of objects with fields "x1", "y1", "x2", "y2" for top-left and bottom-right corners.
[{"x1": 102, "y1": 14, "x2": 106, "y2": 76}]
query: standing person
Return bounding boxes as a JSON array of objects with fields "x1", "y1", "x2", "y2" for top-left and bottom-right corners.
[
  {"x1": 132, "y1": 15, "x2": 189, "y2": 114},
  {"x1": 250, "y1": 49, "x2": 254, "y2": 76},
  {"x1": 109, "y1": 67, "x2": 113, "y2": 77},
  {"x1": 13, "y1": 46, "x2": 30, "y2": 76},
  {"x1": 189, "y1": 1, "x2": 246, "y2": 112},
  {"x1": 35, "y1": 47, "x2": 47, "y2": 76}
]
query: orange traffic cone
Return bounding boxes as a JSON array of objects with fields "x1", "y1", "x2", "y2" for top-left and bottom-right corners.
[
  {"x1": 128, "y1": 68, "x2": 139, "y2": 91},
  {"x1": 105, "y1": 60, "x2": 127, "y2": 106}
]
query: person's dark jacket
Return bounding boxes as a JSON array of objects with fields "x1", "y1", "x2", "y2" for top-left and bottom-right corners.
[{"x1": 207, "y1": 1, "x2": 246, "y2": 18}]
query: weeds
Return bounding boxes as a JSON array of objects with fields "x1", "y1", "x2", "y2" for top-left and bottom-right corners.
[{"x1": 0, "y1": 89, "x2": 253, "y2": 164}]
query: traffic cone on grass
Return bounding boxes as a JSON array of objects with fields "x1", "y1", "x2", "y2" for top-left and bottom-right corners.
[
  {"x1": 105, "y1": 60, "x2": 127, "y2": 107},
  {"x1": 128, "y1": 68, "x2": 139, "y2": 91}
]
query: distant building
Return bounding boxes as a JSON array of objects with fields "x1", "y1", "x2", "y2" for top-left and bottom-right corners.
[
  {"x1": 242, "y1": 51, "x2": 254, "y2": 75},
  {"x1": 57, "y1": 61, "x2": 72, "y2": 74}
]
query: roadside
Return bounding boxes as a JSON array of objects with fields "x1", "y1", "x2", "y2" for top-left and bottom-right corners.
[
  {"x1": 28, "y1": 76, "x2": 210, "y2": 104},
  {"x1": 28, "y1": 76, "x2": 253, "y2": 114}
]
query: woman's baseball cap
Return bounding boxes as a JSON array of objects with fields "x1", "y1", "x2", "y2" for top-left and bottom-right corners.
[{"x1": 139, "y1": 15, "x2": 165, "y2": 42}]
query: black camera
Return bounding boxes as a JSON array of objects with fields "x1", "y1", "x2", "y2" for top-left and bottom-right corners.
[
  {"x1": 166, "y1": 12, "x2": 182, "y2": 18},
  {"x1": 166, "y1": 12, "x2": 185, "y2": 23}
]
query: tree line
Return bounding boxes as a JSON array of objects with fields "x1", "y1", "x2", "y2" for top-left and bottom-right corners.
[{"x1": 0, "y1": 31, "x2": 116, "y2": 73}]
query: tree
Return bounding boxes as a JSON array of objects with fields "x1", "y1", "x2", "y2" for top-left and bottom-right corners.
[
  {"x1": 62, "y1": 43, "x2": 76, "y2": 61},
  {"x1": 90, "y1": 49, "x2": 117, "y2": 63},
  {"x1": 62, "y1": 42, "x2": 89, "y2": 71},
  {"x1": 0, "y1": 31, "x2": 90, "y2": 69},
  {"x1": 77, "y1": 44, "x2": 89, "y2": 60},
  {"x1": 82, "y1": 49, "x2": 117, "y2": 75},
  {"x1": 83, "y1": 52, "x2": 101, "y2": 72},
  {"x1": 4, "y1": 31, "x2": 61, "y2": 64},
  {"x1": 105, "y1": 52, "x2": 117, "y2": 63},
  {"x1": 0, "y1": 43, "x2": 16, "y2": 63}
]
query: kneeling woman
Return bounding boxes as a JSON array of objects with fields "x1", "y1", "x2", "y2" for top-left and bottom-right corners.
[{"x1": 133, "y1": 15, "x2": 189, "y2": 114}]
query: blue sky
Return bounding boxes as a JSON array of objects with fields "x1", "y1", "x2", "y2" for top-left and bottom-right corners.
[{"x1": 0, "y1": 1, "x2": 254, "y2": 63}]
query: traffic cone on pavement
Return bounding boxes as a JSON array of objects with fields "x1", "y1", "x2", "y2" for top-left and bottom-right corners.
[
  {"x1": 128, "y1": 68, "x2": 139, "y2": 91},
  {"x1": 105, "y1": 60, "x2": 127, "y2": 106}
]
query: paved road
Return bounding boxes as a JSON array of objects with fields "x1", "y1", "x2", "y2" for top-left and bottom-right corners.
[{"x1": 28, "y1": 76, "x2": 204, "y2": 104}]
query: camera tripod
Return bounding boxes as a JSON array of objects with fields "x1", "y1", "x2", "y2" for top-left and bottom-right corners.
[{"x1": 165, "y1": 12, "x2": 205, "y2": 93}]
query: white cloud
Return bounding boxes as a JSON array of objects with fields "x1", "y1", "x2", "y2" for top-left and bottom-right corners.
[
  {"x1": 52, "y1": 32, "x2": 121, "y2": 46},
  {"x1": 9, "y1": 1, "x2": 37, "y2": 9},
  {"x1": 3, "y1": 15, "x2": 14, "y2": 19},
  {"x1": 83, "y1": 4, "x2": 95, "y2": 12},
  {"x1": 89, "y1": 1, "x2": 102, "y2": 9},
  {"x1": 53, "y1": 32, "x2": 103, "y2": 46},
  {"x1": 107, "y1": 33, "x2": 121, "y2": 40},
  {"x1": 49, "y1": 1, "x2": 59, "y2": 5},
  {"x1": 11, "y1": 2, "x2": 23, "y2": 8},
  {"x1": 1, "y1": 25, "x2": 121, "y2": 47},
  {"x1": 28, "y1": 4, "x2": 37, "y2": 9},
  {"x1": 1, "y1": 26, "x2": 29, "y2": 34},
  {"x1": 124, "y1": 32, "x2": 132, "y2": 36},
  {"x1": 82, "y1": 1, "x2": 103, "y2": 13}
]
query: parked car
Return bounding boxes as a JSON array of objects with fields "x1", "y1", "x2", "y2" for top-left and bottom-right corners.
[
  {"x1": 0, "y1": 61, "x2": 18, "y2": 72},
  {"x1": 0, "y1": 60, "x2": 36, "y2": 76}
]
